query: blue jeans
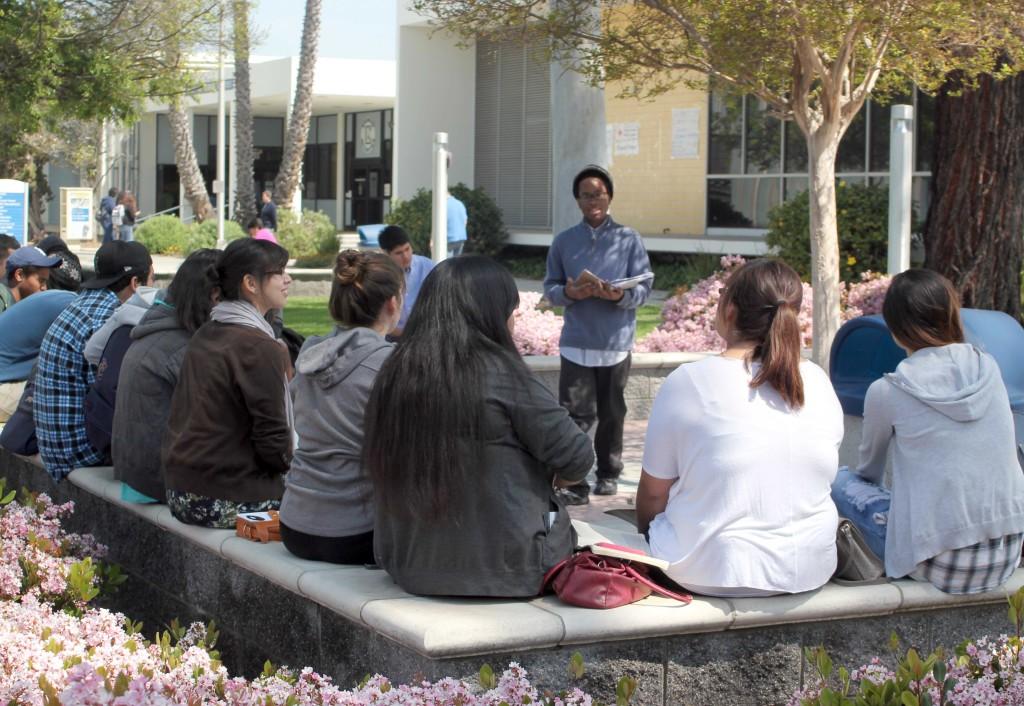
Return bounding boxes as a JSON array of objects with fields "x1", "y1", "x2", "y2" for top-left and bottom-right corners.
[
  {"x1": 831, "y1": 467, "x2": 890, "y2": 561},
  {"x1": 102, "y1": 223, "x2": 114, "y2": 244},
  {"x1": 119, "y1": 225, "x2": 134, "y2": 242}
]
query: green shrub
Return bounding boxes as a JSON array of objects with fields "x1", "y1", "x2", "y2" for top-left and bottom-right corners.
[
  {"x1": 185, "y1": 220, "x2": 245, "y2": 254},
  {"x1": 277, "y1": 209, "x2": 339, "y2": 260},
  {"x1": 765, "y1": 181, "x2": 914, "y2": 282},
  {"x1": 135, "y1": 215, "x2": 189, "y2": 255},
  {"x1": 387, "y1": 183, "x2": 509, "y2": 257}
]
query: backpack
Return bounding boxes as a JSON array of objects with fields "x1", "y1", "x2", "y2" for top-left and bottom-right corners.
[{"x1": 111, "y1": 204, "x2": 125, "y2": 227}]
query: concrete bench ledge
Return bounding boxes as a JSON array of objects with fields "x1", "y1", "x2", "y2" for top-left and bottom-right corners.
[
  {"x1": 524, "y1": 352, "x2": 711, "y2": 373},
  {"x1": 64, "y1": 463, "x2": 1024, "y2": 660}
]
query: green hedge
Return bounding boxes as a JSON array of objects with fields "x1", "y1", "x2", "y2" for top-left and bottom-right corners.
[
  {"x1": 276, "y1": 209, "x2": 339, "y2": 261},
  {"x1": 135, "y1": 211, "x2": 339, "y2": 262},
  {"x1": 765, "y1": 181, "x2": 915, "y2": 282},
  {"x1": 386, "y1": 183, "x2": 508, "y2": 257}
]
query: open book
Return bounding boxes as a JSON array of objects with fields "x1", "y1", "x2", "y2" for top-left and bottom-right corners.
[
  {"x1": 572, "y1": 518, "x2": 670, "y2": 570},
  {"x1": 576, "y1": 269, "x2": 654, "y2": 291}
]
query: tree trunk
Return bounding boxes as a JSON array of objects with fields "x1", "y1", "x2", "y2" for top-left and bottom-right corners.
[
  {"x1": 807, "y1": 130, "x2": 843, "y2": 368},
  {"x1": 923, "y1": 73, "x2": 1024, "y2": 319},
  {"x1": 274, "y1": 0, "x2": 321, "y2": 208},
  {"x1": 232, "y1": 0, "x2": 256, "y2": 225},
  {"x1": 167, "y1": 100, "x2": 215, "y2": 223},
  {"x1": 28, "y1": 155, "x2": 51, "y2": 238}
]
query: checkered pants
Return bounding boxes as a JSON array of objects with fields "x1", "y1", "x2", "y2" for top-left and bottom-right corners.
[{"x1": 912, "y1": 533, "x2": 1024, "y2": 595}]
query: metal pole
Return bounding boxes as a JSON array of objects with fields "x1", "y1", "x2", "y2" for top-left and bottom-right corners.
[
  {"x1": 215, "y1": 0, "x2": 227, "y2": 247},
  {"x1": 431, "y1": 132, "x2": 448, "y2": 262},
  {"x1": 887, "y1": 104, "x2": 914, "y2": 274}
]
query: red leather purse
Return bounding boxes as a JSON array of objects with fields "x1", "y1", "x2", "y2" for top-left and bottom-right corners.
[{"x1": 542, "y1": 550, "x2": 692, "y2": 609}]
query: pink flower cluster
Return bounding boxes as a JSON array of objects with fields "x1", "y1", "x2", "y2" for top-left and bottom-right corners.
[
  {"x1": 842, "y1": 271, "x2": 892, "y2": 320},
  {"x1": 789, "y1": 634, "x2": 1024, "y2": 705},
  {"x1": 637, "y1": 259, "x2": 889, "y2": 354},
  {"x1": 513, "y1": 291, "x2": 563, "y2": 356},
  {"x1": 0, "y1": 599, "x2": 594, "y2": 706},
  {"x1": 0, "y1": 489, "x2": 599, "y2": 705},
  {"x1": 0, "y1": 490, "x2": 106, "y2": 607}
]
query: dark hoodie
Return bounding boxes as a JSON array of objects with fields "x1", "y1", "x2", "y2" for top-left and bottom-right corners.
[
  {"x1": 111, "y1": 302, "x2": 190, "y2": 500},
  {"x1": 279, "y1": 326, "x2": 393, "y2": 537}
]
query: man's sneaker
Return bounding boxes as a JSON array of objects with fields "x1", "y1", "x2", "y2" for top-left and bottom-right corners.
[
  {"x1": 556, "y1": 486, "x2": 590, "y2": 506},
  {"x1": 593, "y1": 479, "x2": 618, "y2": 496}
]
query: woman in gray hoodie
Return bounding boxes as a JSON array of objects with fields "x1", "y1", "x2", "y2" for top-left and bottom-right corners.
[
  {"x1": 832, "y1": 269, "x2": 1024, "y2": 594},
  {"x1": 278, "y1": 250, "x2": 404, "y2": 564}
]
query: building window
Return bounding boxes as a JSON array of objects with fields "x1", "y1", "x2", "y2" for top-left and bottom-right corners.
[
  {"x1": 474, "y1": 34, "x2": 551, "y2": 229},
  {"x1": 706, "y1": 89, "x2": 934, "y2": 231}
]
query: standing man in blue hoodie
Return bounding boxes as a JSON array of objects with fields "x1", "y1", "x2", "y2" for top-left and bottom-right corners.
[{"x1": 544, "y1": 165, "x2": 652, "y2": 505}]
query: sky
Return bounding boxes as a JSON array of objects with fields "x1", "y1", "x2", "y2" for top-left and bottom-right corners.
[{"x1": 251, "y1": 0, "x2": 396, "y2": 60}]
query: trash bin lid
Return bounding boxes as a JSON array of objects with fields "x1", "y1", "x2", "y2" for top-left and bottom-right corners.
[
  {"x1": 356, "y1": 224, "x2": 386, "y2": 247},
  {"x1": 962, "y1": 309, "x2": 1024, "y2": 411},
  {"x1": 829, "y1": 315, "x2": 905, "y2": 416}
]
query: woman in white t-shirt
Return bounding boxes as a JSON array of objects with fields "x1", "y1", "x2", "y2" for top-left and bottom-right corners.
[{"x1": 637, "y1": 259, "x2": 844, "y2": 597}]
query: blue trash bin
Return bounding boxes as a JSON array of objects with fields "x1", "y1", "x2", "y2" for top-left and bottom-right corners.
[
  {"x1": 830, "y1": 308, "x2": 1024, "y2": 466},
  {"x1": 357, "y1": 224, "x2": 386, "y2": 248}
]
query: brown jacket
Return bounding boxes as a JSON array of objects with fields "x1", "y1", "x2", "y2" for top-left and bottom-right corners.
[{"x1": 162, "y1": 321, "x2": 293, "y2": 502}]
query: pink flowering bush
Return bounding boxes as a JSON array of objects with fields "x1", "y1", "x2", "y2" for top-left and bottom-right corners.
[
  {"x1": 842, "y1": 271, "x2": 892, "y2": 320},
  {"x1": 513, "y1": 291, "x2": 563, "y2": 356},
  {"x1": 0, "y1": 480, "x2": 116, "y2": 613},
  {"x1": 636, "y1": 256, "x2": 815, "y2": 353},
  {"x1": 0, "y1": 479, "x2": 604, "y2": 705},
  {"x1": 790, "y1": 589, "x2": 1024, "y2": 705}
]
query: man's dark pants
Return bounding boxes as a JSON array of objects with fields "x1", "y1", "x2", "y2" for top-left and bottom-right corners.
[{"x1": 558, "y1": 354, "x2": 631, "y2": 495}]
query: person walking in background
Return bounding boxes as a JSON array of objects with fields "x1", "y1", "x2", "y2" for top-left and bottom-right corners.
[
  {"x1": 637, "y1": 259, "x2": 844, "y2": 597},
  {"x1": 117, "y1": 191, "x2": 138, "y2": 242},
  {"x1": 446, "y1": 191, "x2": 468, "y2": 257},
  {"x1": 832, "y1": 269, "x2": 1024, "y2": 594},
  {"x1": 99, "y1": 188, "x2": 117, "y2": 244},
  {"x1": 543, "y1": 165, "x2": 653, "y2": 505},
  {"x1": 260, "y1": 190, "x2": 278, "y2": 232},
  {"x1": 378, "y1": 225, "x2": 434, "y2": 336}
]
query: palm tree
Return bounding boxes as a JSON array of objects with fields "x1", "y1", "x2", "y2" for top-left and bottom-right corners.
[
  {"x1": 231, "y1": 0, "x2": 256, "y2": 225},
  {"x1": 274, "y1": 0, "x2": 321, "y2": 209},
  {"x1": 167, "y1": 97, "x2": 215, "y2": 223}
]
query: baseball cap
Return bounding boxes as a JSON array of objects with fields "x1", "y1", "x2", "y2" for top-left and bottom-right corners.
[
  {"x1": 81, "y1": 240, "x2": 153, "y2": 290},
  {"x1": 6, "y1": 246, "x2": 63, "y2": 276}
]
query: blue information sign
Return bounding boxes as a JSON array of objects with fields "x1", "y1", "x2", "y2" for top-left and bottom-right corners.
[{"x1": 0, "y1": 179, "x2": 29, "y2": 244}]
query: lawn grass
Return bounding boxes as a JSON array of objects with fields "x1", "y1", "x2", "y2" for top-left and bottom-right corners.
[{"x1": 285, "y1": 297, "x2": 666, "y2": 341}]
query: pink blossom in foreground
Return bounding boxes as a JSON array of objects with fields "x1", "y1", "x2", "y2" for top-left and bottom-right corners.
[{"x1": 513, "y1": 291, "x2": 563, "y2": 356}]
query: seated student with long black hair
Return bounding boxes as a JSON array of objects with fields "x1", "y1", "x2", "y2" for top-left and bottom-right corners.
[
  {"x1": 279, "y1": 250, "x2": 403, "y2": 564},
  {"x1": 637, "y1": 259, "x2": 844, "y2": 597},
  {"x1": 832, "y1": 269, "x2": 1024, "y2": 594},
  {"x1": 364, "y1": 256, "x2": 595, "y2": 597},
  {"x1": 111, "y1": 248, "x2": 221, "y2": 503},
  {"x1": 162, "y1": 238, "x2": 294, "y2": 528}
]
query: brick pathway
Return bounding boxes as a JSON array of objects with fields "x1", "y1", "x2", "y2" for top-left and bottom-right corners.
[{"x1": 567, "y1": 419, "x2": 649, "y2": 524}]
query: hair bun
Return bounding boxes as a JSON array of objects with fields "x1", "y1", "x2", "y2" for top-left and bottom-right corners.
[{"x1": 335, "y1": 250, "x2": 366, "y2": 286}]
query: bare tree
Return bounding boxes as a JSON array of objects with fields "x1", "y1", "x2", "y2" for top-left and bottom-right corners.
[
  {"x1": 167, "y1": 98, "x2": 215, "y2": 223},
  {"x1": 232, "y1": 0, "x2": 257, "y2": 225},
  {"x1": 274, "y1": 0, "x2": 322, "y2": 209}
]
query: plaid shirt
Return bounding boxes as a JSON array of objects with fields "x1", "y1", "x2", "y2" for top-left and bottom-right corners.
[
  {"x1": 34, "y1": 289, "x2": 119, "y2": 481},
  {"x1": 914, "y1": 533, "x2": 1024, "y2": 595}
]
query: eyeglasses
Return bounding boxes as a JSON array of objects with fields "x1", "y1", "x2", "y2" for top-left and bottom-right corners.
[
  {"x1": 263, "y1": 269, "x2": 285, "y2": 278},
  {"x1": 578, "y1": 191, "x2": 609, "y2": 201}
]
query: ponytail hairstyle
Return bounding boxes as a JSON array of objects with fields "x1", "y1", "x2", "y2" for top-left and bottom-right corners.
[
  {"x1": 719, "y1": 258, "x2": 805, "y2": 409},
  {"x1": 882, "y1": 269, "x2": 963, "y2": 352},
  {"x1": 329, "y1": 249, "x2": 404, "y2": 327}
]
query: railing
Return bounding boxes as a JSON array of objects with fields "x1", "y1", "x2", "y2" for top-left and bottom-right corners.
[{"x1": 136, "y1": 205, "x2": 196, "y2": 225}]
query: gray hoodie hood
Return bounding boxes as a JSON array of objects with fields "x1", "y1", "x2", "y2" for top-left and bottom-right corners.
[
  {"x1": 131, "y1": 300, "x2": 181, "y2": 340},
  {"x1": 84, "y1": 286, "x2": 161, "y2": 365},
  {"x1": 884, "y1": 343, "x2": 1002, "y2": 423},
  {"x1": 296, "y1": 326, "x2": 393, "y2": 391}
]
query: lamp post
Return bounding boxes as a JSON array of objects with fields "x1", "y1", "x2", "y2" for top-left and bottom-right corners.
[
  {"x1": 431, "y1": 132, "x2": 448, "y2": 263},
  {"x1": 887, "y1": 104, "x2": 914, "y2": 275},
  {"x1": 215, "y1": 0, "x2": 227, "y2": 248}
]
